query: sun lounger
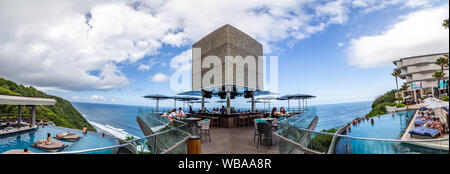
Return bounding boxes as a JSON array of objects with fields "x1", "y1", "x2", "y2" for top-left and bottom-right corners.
[
  {"x1": 55, "y1": 132, "x2": 81, "y2": 142},
  {"x1": 32, "y1": 139, "x2": 67, "y2": 152},
  {"x1": 414, "y1": 120, "x2": 423, "y2": 127},
  {"x1": 408, "y1": 126, "x2": 440, "y2": 139}
]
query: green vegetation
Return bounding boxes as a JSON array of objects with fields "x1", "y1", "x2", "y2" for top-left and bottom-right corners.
[
  {"x1": 391, "y1": 69, "x2": 401, "y2": 90},
  {"x1": 396, "y1": 103, "x2": 405, "y2": 108},
  {"x1": 366, "y1": 90, "x2": 396, "y2": 118},
  {"x1": 389, "y1": 102, "x2": 397, "y2": 107},
  {"x1": 441, "y1": 96, "x2": 449, "y2": 102},
  {"x1": 311, "y1": 128, "x2": 337, "y2": 153},
  {"x1": 0, "y1": 77, "x2": 95, "y2": 131}
]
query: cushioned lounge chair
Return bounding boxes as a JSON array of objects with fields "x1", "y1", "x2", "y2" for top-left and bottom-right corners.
[
  {"x1": 32, "y1": 139, "x2": 67, "y2": 152},
  {"x1": 55, "y1": 132, "x2": 81, "y2": 142},
  {"x1": 408, "y1": 127, "x2": 440, "y2": 139}
]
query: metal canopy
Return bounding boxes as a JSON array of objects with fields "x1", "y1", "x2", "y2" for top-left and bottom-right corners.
[
  {"x1": 176, "y1": 84, "x2": 277, "y2": 97},
  {"x1": 278, "y1": 94, "x2": 316, "y2": 111},
  {"x1": 143, "y1": 94, "x2": 172, "y2": 100},
  {"x1": 278, "y1": 94, "x2": 316, "y2": 100},
  {"x1": 0, "y1": 95, "x2": 56, "y2": 105}
]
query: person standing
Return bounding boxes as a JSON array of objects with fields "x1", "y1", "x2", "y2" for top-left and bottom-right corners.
[{"x1": 82, "y1": 125, "x2": 88, "y2": 134}]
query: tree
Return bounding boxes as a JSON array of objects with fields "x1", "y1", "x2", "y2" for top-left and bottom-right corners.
[
  {"x1": 443, "y1": 18, "x2": 449, "y2": 29},
  {"x1": 436, "y1": 57, "x2": 448, "y2": 73},
  {"x1": 400, "y1": 83, "x2": 409, "y2": 92},
  {"x1": 391, "y1": 69, "x2": 401, "y2": 90},
  {"x1": 433, "y1": 71, "x2": 444, "y2": 96}
]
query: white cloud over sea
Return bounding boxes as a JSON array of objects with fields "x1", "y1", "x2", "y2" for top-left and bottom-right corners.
[
  {"x1": 0, "y1": 0, "x2": 443, "y2": 91},
  {"x1": 348, "y1": 4, "x2": 449, "y2": 68}
]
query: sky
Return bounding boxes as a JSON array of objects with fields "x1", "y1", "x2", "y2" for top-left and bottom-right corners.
[{"x1": 0, "y1": 0, "x2": 448, "y2": 107}]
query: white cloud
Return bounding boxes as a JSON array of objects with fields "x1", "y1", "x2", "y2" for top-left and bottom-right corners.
[
  {"x1": 90, "y1": 95, "x2": 106, "y2": 100},
  {"x1": 338, "y1": 42, "x2": 344, "y2": 47},
  {"x1": 0, "y1": 0, "x2": 437, "y2": 91},
  {"x1": 138, "y1": 64, "x2": 151, "y2": 71},
  {"x1": 151, "y1": 73, "x2": 170, "y2": 83},
  {"x1": 170, "y1": 49, "x2": 192, "y2": 71},
  {"x1": 72, "y1": 96, "x2": 80, "y2": 99},
  {"x1": 137, "y1": 58, "x2": 164, "y2": 71},
  {"x1": 348, "y1": 4, "x2": 449, "y2": 68}
]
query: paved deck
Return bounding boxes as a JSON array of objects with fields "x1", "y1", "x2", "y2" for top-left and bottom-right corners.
[
  {"x1": 200, "y1": 127, "x2": 279, "y2": 154},
  {"x1": 0, "y1": 126, "x2": 36, "y2": 137},
  {"x1": 401, "y1": 108, "x2": 449, "y2": 151}
]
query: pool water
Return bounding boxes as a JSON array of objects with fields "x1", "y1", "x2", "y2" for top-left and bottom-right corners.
[
  {"x1": 335, "y1": 110, "x2": 447, "y2": 154},
  {"x1": 0, "y1": 126, "x2": 118, "y2": 154}
]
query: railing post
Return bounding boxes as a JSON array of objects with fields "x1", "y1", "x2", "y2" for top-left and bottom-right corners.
[{"x1": 187, "y1": 135, "x2": 201, "y2": 154}]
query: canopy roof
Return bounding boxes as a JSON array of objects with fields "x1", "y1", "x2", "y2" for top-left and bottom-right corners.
[
  {"x1": 189, "y1": 100, "x2": 210, "y2": 104},
  {"x1": 423, "y1": 97, "x2": 449, "y2": 108},
  {"x1": 278, "y1": 94, "x2": 316, "y2": 100},
  {"x1": 143, "y1": 94, "x2": 173, "y2": 100},
  {"x1": 0, "y1": 94, "x2": 56, "y2": 105},
  {"x1": 246, "y1": 100, "x2": 269, "y2": 104},
  {"x1": 177, "y1": 84, "x2": 277, "y2": 97},
  {"x1": 174, "y1": 96, "x2": 200, "y2": 101}
]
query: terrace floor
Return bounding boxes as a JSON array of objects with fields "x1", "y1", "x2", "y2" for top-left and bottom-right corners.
[{"x1": 200, "y1": 127, "x2": 279, "y2": 154}]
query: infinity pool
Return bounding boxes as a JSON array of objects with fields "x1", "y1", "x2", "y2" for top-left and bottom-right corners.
[
  {"x1": 335, "y1": 110, "x2": 447, "y2": 154},
  {"x1": 0, "y1": 126, "x2": 118, "y2": 154}
]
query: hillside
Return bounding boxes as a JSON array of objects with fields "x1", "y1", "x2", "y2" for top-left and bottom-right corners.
[
  {"x1": 365, "y1": 89, "x2": 397, "y2": 117},
  {"x1": 0, "y1": 77, "x2": 96, "y2": 131}
]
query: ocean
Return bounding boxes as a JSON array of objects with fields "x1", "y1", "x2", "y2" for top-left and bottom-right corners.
[{"x1": 72, "y1": 100, "x2": 373, "y2": 139}]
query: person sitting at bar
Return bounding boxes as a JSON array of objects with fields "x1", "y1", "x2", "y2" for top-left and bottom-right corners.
[
  {"x1": 271, "y1": 107, "x2": 278, "y2": 118},
  {"x1": 220, "y1": 106, "x2": 225, "y2": 114},
  {"x1": 177, "y1": 108, "x2": 185, "y2": 118},
  {"x1": 168, "y1": 109, "x2": 177, "y2": 122},
  {"x1": 279, "y1": 107, "x2": 287, "y2": 116}
]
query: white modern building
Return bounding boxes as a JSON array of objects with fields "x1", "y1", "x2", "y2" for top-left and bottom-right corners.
[{"x1": 393, "y1": 53, "x2": 449, "y2": 102}]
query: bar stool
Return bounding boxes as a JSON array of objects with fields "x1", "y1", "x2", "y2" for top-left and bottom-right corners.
[
  {"x1": 238, "y1": 115, "x2": 246, "y2": 127},
  {"x1": 244, "y1": 115, "x2": 250, "y2": 127},
  {"x1": 211, "y1": 117, "x2": 218, "y2": 127},
  {"x1": 248, "y1": 115, "x2": 255, "y2": 125}
]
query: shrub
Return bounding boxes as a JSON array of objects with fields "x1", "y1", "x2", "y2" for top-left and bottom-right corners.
[
  {"x1": 442, "y1": 96, "x2": 449, "y2": 101},
  {"x1": 396, "y1": 103, "x2": 406, "y2": 108},
  {"x1": 395, "y1": 97, "x2": 403, "y2": 101},
  {"x1": 311, "y1": 128, "x2": 338, "y2": 153},
  {"x1": 371, "y1": 90, "x2": 396, "y2": 108},
  {"x1": 389, "y1": 102, "x2": 397, "y2": 107}
]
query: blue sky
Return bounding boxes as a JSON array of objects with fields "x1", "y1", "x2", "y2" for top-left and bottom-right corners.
[{"x1": 0, "y1": 0, "x2": 448, "y2": 107}]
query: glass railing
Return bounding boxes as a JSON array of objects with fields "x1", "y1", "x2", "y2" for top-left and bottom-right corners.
[
  {"x1": 276, "y1": 125, "x2": 449, "y2": 154},
  {"x1": 52, "y1": 111, "x2": 189, "y2": 154},
  {"x1": 275, "y1": 107, "x2": 448, "y2": 154},
  {"x1": 138, "y1": 108, "x2": 172, "y2": 132},
  {"x1": 277, "y1": 107, "x2": 319, "y2": 154}
]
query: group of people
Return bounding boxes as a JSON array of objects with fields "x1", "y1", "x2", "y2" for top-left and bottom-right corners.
[
  {"x1": 162, "y1": 108, "x2": 186, "y2": 122},
  {"x1": 270, "y1": 107, "x2": 289, "y2": 118},
  {"x1": 416, "y1": 110, "x2": 445, "y2": 136},
  {"x1": 351, "y1": 115, "x2": 374, "y2": 126}
]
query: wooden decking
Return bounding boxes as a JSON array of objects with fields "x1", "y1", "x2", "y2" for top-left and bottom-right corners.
[
  {"x1": 200, "y1": 127, "x2": 279, "y2": 154},
  {"x1": 400, "y1": 108, "x2": 449, "y2": 151}
]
